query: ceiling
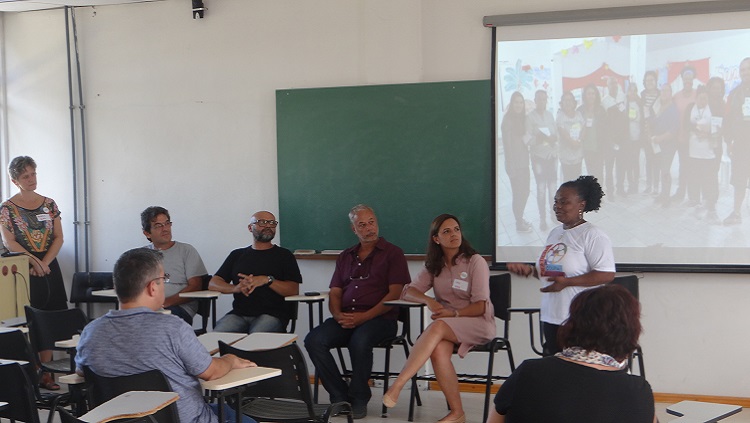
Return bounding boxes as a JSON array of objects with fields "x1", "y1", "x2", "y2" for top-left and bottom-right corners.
[{"x1": 0, "y1": 0, "x2": 162, "y2": 12}]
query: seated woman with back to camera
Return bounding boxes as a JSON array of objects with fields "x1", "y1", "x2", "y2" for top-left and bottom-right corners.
[{"x1": 487, "y1": 284, "x2": 656, "y2": 423}]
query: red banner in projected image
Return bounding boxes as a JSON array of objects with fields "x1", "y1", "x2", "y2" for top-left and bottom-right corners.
[{"x1": 562, "y1": 63, "x2": 628, "y2": 92}]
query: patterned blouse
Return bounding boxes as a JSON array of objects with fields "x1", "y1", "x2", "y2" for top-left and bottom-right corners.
[{"x1": 0, "y1": 198, "x2": 61, "y2": 253}]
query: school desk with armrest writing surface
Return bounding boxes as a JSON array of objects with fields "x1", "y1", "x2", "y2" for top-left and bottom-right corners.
[
  {"x1": 201, "y1": 366, "x2": 281, "y2": 423},
  {"x1": 77, "y1": 391, "x2": 179, "y2": 423}
]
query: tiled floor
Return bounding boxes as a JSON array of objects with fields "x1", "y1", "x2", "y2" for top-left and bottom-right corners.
[
  {"x1": 38, "y1": 386, "x2": 746, "y2": 423},
  {"x1": 339, "y1": 389, "x2": 747, "y2": 423}
]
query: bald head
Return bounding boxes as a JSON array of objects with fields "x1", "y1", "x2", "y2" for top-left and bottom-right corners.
[{"x1": 248, "y1": 210, "x2": 277, "y2": 243}]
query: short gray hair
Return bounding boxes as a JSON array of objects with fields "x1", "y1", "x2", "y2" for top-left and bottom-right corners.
[
  {"x1": 114, "y1": 248, "x2": 163, "y2": 302},
  {"x1": 348, "y1": 204, "x2": 375, "y2": 224},
  {"x1": 8, "y1": 156, "x2": 36, "y2": 180}
]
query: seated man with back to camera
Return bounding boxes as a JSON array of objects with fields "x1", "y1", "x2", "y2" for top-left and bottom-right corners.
[
  {"x1": 305, "y1": 204, "x2": 411, "y2": 419},
  {"x1": 75, "y1": 248, "x2": 257, "y2": 423},
  {"x1": 209, "y1": 211, "x2": 302, "y2": 333},
  {"x1": 141, "y1": 206, "x2": 207, "y2": 325}
]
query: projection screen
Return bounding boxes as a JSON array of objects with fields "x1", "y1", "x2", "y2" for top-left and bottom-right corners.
[{"x1": 487, "y1": 1, "x2": 750, "y2": 272}]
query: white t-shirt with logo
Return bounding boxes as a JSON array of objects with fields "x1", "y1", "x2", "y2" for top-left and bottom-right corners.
[{"x1": 536, "y1": 222, "x2": 615, "y2": 325}]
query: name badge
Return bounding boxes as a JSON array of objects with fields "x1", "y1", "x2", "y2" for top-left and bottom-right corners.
[
  {"x1": 36, "y1": 213, "x2": 52, "y2": 222},
  {"x1": 452, "y1": 279, "x2": 469, "y2": 291}
]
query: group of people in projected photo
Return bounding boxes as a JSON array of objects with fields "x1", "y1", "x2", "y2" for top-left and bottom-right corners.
[{"x1": 501, "y1": 56, "x2": 750, "y2": 233}]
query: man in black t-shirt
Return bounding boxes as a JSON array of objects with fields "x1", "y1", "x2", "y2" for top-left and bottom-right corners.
[{"x1": 208, "y1": 211, "x2": 302, "y2": 333}]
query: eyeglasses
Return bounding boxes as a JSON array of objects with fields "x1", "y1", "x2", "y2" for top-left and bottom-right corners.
[
  {"x1": 349, "y1": 274, "x2": 369, "y2": 281},
  {"x1": 251, "y1": 219, "x2": 279, "y2": 227},
  {"x1": 150, "y1": 273, "x2": 170, "y2": 284},
  {"x1": 151, "y1": 221, "x2": 173, "y2": 230}
]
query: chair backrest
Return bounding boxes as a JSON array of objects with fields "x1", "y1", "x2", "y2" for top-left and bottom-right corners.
[
  {"x1": 0, "y1": 362, "x2": 41, "y2": 423},
  {"x1": 24, "y1": 306, "x2": 88, "y2": 352},
  {"x1": 0, "y1": 329, "x2": 41, "y2": 387},
  {"x1": 489, "y1": 273, "x2": 512, "y2": 321},
  {"x1": 286, "y1": 300, "x2": 299, "y2": 333},
  {"x1": 82, "y1": 366, "x2": 179, "y2": 423},
  {"x1": 611, "y1": 275, "x2": 639, "y2": 300},
  {"x1": 219, "y1": 341, "x2": 316, "y2": 417},
  {"x1": 69, "y1": 272, "x2": 116, "y2": 304},
  {"x1": 195, "y1": 274, "x2": 213, "y2": 332},
  {"x1": 489, "y1": 273, "x2": 512, "y2": 338}
]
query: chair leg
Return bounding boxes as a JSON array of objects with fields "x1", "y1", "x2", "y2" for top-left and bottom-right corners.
[
  {"x1": 483, "y1": 351, "x2": 496, "y2": 423},
  {"x1": 506, "y1": 342, "x2": 516, "y2": 372},
  {"x1": 407, "y1": 376, "x2": 418, "y2": 422},
  {"x1": 381, "y1": 346, "x2": 391, "y2": 417},
  {"x1": 401, "y1": 342, "x2": 422, "y2": 406},
  {"x1": 313, "y1": 370, "x2": 320, "y2": 403}
]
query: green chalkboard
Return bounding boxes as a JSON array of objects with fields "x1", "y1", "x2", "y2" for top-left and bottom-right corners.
[{"x1": 276, "y1": 80, "x2": 492, "y2": 255}]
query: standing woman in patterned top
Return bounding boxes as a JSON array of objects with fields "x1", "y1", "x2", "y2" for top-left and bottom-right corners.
[{"x1": 0, "y1": 156, "x2": 66, "y2": 390}]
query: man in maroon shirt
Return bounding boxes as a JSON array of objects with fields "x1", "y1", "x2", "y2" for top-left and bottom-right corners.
[{"x1": 305, "y1": 204, "x2": 410, "y2": 419}]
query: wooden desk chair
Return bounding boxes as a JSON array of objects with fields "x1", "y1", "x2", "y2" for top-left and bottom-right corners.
[
  {"x1": 0, "y1": 329, "x2": 72, "y2": 422},
  {"x1": 219, "y1": 341, "x2": 352, "y2": 423},
  {"x1": 413, "y1": 273, "x2": 516, "y2": 423},
  {"x1": 69, "y1": 272, "x2": 118, "y2": 321},
  {"x1": 82, "y1": 367, "x2": 179, "y2": 423},
  {"x1": 24, "y1": 306, "x2": 88, "y2": 377},
  {"x1": 0, "y1": 361, "x2": 41, "y2": 423}
]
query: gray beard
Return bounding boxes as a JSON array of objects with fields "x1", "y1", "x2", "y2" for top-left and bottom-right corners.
[{"x1": 254, "y1": 230, "x2": 275, "y2": 243}]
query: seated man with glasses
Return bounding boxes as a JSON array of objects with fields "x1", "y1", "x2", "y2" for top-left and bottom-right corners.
[
  {"x1": 304, "y1": 204, "x2": 410, "y2": 419},
  {"x1": 76, "y1": 248, "x2": 258, "y2": 423},
  {"x1": 209, "y1": 210, "x2": 302, "y2": 333},
  {"x1": 141, "y1": 206, "x2": 207, "y2": 325}
]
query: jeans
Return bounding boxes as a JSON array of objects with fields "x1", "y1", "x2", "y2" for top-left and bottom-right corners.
[
  {"x1": 213, "y1": 313, "x2": 286, "y2": 333},
  {"x1": 304, "y1": 316, "x2": 397, "y2": 406},
  {"x1": 209, "y1": 402, "x2": 256, "y2": 423}
]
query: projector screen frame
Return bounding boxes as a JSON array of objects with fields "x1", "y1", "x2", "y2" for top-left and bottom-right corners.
[{"x1": 486, "y1": 0, "x2": 750, "y2": 274}]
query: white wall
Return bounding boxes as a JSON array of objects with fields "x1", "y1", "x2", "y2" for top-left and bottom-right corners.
[{"x1": 2, "y1": 0, "x2": 748, "y2": 398}]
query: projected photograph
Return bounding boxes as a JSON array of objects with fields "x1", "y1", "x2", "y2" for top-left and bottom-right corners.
[{"x1": 495, "y1": 28, "x2": 750, "y2": 267}]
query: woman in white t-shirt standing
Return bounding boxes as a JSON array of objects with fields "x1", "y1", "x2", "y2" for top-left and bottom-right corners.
[{"x1": 507, "y1": 175, "x2": 615, "y2": 355}]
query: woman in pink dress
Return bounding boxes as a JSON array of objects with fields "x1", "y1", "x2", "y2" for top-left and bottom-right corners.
[{"x1": 382, "y1": 214, "x2": 495, "y2": 423}]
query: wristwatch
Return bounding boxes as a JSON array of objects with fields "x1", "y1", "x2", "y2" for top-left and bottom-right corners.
[{"x1": 267, "y1": 275, "x2": 275, "y2": 286}]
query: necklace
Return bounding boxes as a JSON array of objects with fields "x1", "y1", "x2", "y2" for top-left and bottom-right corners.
[
  {"x1": 556, "y1": 346, "x2": 626, "y2": 369},
  {"x1": 563, "y1": 219, "x2": 585, "y2": 230}
]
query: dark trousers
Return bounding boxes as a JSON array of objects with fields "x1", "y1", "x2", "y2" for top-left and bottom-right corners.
[
  {"x1": 304, "y1": 316, "x2": 397, "y2": 406},
  {"x1": 542, "y1": 322, "x2": 562, "y2": 357},
  {"x1": 506, "y1": 167, "x2": 530, "y2": 225}
]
